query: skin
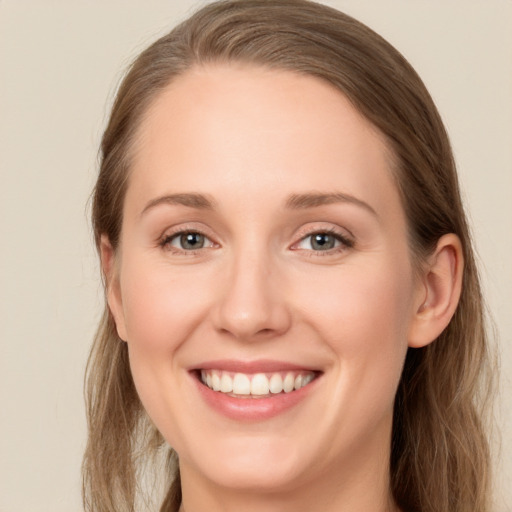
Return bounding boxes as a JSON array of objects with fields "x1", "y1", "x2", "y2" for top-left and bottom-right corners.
[{"x1": 102, "y1": 64, "x2": 463, "y2": 512}]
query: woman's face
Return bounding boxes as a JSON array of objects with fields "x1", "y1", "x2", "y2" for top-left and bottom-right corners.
[{"x1": 107, "y1": 65, "x2": 424, "y2": 494}]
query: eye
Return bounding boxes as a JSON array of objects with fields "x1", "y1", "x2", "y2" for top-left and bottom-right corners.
[
  {"x1": 294, "y1": 231, "x2": 353, "y2": 252},
  {"x1": 161, "y1": 231, "x2": 215, "y2": 251}
]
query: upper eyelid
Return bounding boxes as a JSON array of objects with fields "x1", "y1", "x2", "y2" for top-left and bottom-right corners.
[
  {"x1": 163, "y1": 231, "x2": 214, "y2": 243},
  {"x1": 161, "y1": 230, "x2": 215, "y2": 245},
  {"x1": 159, "y1": 223, "x2": 217, "y2": 241},
  {"x1": 292, "y1": 232, "x2": 352, "y2": 250},
  {"x1": 293, "y1": 224, "x2": 354, "y2": 243}
]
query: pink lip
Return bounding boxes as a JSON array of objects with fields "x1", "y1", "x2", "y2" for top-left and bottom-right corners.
[
  {"x1": 190, "y1": 359, "x2": 319, "y2": 373},
  {"x1": 189, "y1": 360, "x2": 321, "y2": 422}
]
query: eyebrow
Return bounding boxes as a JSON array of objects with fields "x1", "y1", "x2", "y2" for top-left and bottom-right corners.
[
  {"x1": 141, "y1": 193, "x2": 217, "y2": 216},
  {"x1": 285, "y1": 192, "x2": 378, "y2": 217},
  {"x1": 140, "y1": 191, "x2": 378, "y2": 218}
]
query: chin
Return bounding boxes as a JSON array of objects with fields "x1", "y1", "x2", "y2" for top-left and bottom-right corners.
[
  {"x1": 180, "y1": 433, "x2": 309, "y2": 492},
  {"x1": 201, "y1": 460, "x2": 303, "y2": 492}
]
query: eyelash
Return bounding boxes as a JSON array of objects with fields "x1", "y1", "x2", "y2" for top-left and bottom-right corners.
[
  {"x1": 158, "y1": 227, "x2": 354, "y2": 256},
  {"x1": 292, "y1": 227, "x2": 354, "y2": 257},
  {"x1": 159, "y1": 228, "x2": 216, "y2": 255}
]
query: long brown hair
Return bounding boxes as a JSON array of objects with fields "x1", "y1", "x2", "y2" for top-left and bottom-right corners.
[{"x1": 83, "y1": 1, "x2": 495, "y2": 511}]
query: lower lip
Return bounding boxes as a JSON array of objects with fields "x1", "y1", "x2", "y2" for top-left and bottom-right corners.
[{"x1": 192, "y1": 372, "x2": 319, "y2": 421}]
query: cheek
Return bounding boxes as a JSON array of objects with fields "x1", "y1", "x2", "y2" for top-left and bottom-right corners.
[
  {"x1": 294, "y1": 256, "x2": 414, "y2": 401},
  {"x1": 118, "y1": 257, "x2": 212, "y2": 443},
  {"x1": 120, "y1": 259, "x2": 210, "y2": 353},
  {"x1": 117, "y1": 256, "x2": 210, "y2": 416},
  {"x1": 301, "y1": 259, "x2": 412, "y2": 338}
]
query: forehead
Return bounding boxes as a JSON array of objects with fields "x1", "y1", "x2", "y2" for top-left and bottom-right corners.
[{"x1": 127, "y1": 64, "x2": 402, "y2": 223}]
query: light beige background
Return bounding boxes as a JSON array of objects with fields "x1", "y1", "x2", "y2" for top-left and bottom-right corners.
[{"x1": 0, "y1": 1, "x2": 510, "y2": 510}]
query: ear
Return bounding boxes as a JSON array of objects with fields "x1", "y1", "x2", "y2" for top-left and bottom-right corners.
[
  {"x1": 408, "y1": 233, "x2": 464, "y2": 348},
  {"x1": 100, "y1": 235, "x2": 128, "y2": 342}
]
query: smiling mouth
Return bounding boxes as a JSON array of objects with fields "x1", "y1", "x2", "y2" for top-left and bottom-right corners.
[{"x1": 198, "y1": 369, "x2": 319, "y2": 398}]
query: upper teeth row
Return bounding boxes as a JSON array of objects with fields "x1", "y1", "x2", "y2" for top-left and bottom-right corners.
[{"x1": 200, "y1": 370, "x2": 315, "y2": 396}]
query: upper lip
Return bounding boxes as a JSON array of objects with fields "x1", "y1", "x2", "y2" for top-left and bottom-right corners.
[{"x1": 190, "y1": 359, "x2": 321, "y2": 373}]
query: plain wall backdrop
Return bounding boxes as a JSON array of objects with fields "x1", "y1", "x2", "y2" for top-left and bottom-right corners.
[{"x1": 1, "y1": 1, "x2": 511, "y2": 510}]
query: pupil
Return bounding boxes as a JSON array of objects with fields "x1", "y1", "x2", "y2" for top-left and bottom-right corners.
[
  {"x1": 312, "y1": 233, "x2": 334, "y2": 250},
  {"x1": 181, "y1": 233, "x2": 204, "y2": 250}
]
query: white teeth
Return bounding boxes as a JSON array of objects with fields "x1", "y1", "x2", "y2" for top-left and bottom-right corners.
[
  {"x1": 211, "y1": 371, "x2": 221, "y2": 391},
  {"x1": 232, "y1": 373, "x2": 251, "y2": 395},
  {"x1": 200, "y1": 369, "x2": 317, "y2": 397},
  {"x1": 283, "y1": 372, "x2": 295, "y2": 393},
  {"x1": 251, "y1": 373, "x2": 270, "y2": 395},
  {"x1": 220, "y1": 373, "x2": 233, "y2": 393},
  {"x1": 302, "y1": 373, "x2": 314, "y2": 386},
  {"x1": 269, "y1": 373, "x2": 283, "y2": 394}
]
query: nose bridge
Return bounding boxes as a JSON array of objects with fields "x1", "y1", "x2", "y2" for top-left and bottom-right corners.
[{"x1": 213, "y1": 242, "x2": 290, "y2": 339}]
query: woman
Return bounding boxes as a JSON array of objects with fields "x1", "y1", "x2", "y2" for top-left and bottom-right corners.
[{"x1": 83, "y1": 1, "x2": 494, "y2": 511}]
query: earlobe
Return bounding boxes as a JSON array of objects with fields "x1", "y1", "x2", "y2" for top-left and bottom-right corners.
[
  {"x1": 100, "y1": 235, "x2": 128, "y2": 342},
  {"x1": 408, "y1": 234, "x2": 464, "y2": 348}
]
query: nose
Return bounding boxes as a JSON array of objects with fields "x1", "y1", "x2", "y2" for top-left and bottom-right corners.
[{"x1": 212, "y1": 250, "x2": 292, "y2": 341}]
